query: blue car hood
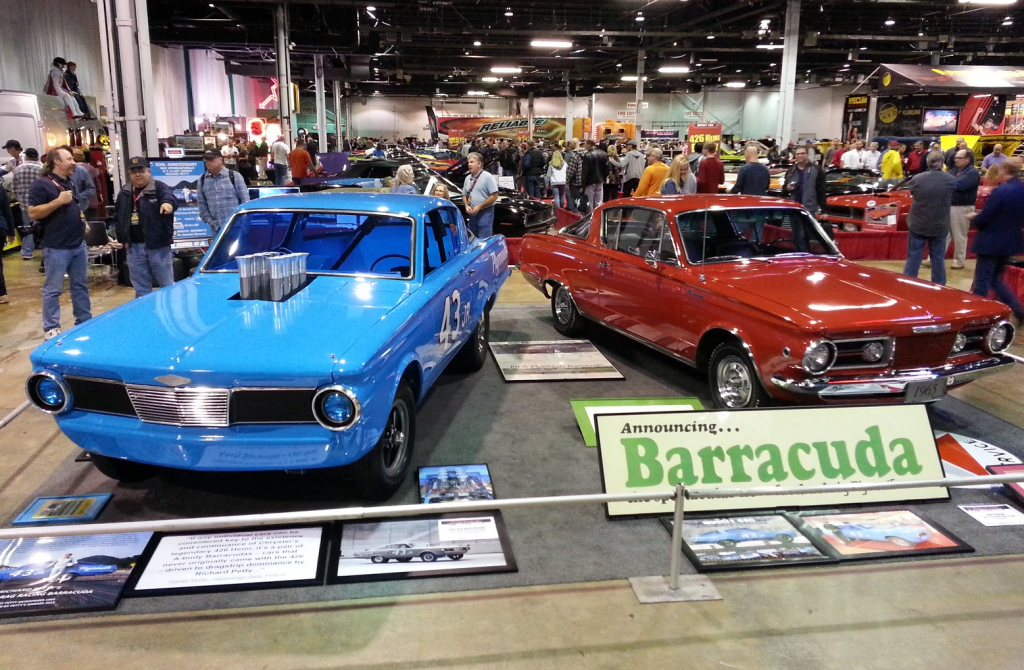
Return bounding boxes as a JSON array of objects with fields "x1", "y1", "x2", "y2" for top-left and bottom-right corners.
[{"x1": 35, "y1": 273, "x2": 412, "y2": 386}]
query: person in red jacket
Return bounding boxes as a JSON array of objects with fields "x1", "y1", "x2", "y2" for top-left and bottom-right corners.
[
  {"x1": 695, "y1": 142, "x2": 724, "y2": 194},
  {"x1": 831, "y1": 142, "x2": 848, "y2": 168}
]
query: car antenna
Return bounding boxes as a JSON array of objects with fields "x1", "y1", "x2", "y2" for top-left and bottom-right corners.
[{"x1": 699, "y1": 208, "x2": 708, "y2": 283}]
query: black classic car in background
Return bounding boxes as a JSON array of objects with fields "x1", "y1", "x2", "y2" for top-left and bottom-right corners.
[{"x1": 301, "y1": 158, "x2": 556, "y2": 237}]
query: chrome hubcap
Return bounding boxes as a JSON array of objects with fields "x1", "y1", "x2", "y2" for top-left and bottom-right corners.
[
  {"x1": 381, "y1": 401, "x2": 410, "y2": 477},
  {"x1": 717, "y1": 355, "x2": 752, "y2": 408},
  {"x1": 554, "y1": 289, "x2": 573, "y2": 323}
]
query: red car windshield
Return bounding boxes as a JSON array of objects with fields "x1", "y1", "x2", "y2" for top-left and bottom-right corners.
[{"x1": 675, "y1": 207, "x2": 839, "y2": 264}]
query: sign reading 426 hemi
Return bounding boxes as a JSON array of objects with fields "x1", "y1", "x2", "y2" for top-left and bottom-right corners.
[{"x1": 595, "y1": 405, "x2": 948, "y2": 516}]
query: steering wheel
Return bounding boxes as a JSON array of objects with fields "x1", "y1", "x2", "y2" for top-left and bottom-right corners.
[{"x1": 370, "y1": 254, "x2": 411, "y2": 272}]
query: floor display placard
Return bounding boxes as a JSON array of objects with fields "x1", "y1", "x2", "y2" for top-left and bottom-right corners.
[
  {"x1": 129, "y1": 526, "x2": 327, "y2": 596},
  {"x1": 660, "y1": 514, "x2": 836, "y2": 572},
  {"x1": 330, "y1": 511, "x2": 516, "y2": 583},
  {"x1": 13, "y1": 494, "x2": 112, "y2": 525},
  {"x1": 489, "y1": 340, "x2": 623, "y2": 381},
  {"x1": 958, "y1": 503, "x2": 1024, "y2": 527},
  {"x1": 418, "y1": 464, "x2": 494, "y2": 504},
  {"x1": 797, "y1": 509, "x2": 973, "y2": 561},
  {"x1": 571, "y1": 398, "x2": 703, "y2": 447},
  {"x1": 596, "y1": 405, "x2": 949, "y2": 516},
  {"x1": 988, "y1": 464, "x2": 1024, "y2": 504},
  {"x1": 0, "y1": 532, "x2": 153, "y2": 618}
]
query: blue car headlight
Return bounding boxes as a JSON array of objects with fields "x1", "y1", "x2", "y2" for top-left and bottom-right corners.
[
  {"x1": 312, "y1": 385, "x2": 360, "y2": 431},
  {"x1": 26, "y1": 372, "x2": 72, "y2": 414}
]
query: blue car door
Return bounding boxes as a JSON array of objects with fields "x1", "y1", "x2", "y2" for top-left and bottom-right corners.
[{"x1": 420, "y1": 206, "x2": 475, "y2": 386}]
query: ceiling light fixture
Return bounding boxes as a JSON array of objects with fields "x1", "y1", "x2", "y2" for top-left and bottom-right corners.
[
  {"x1": 658, "y1": 66, "x2": 691, "y2": 73},
  {"x1": 724, "y1": 81, "x2": 746, "y2": 88},
  {"x1": 707, "y1": 35, "x2": 716, "y2": 39},
  {"x1": 467, "y1": 91, "x2": 488, "y2": 96},
  {"x1": 504, "y1": 8, "x2": 514, "y2": 17},
  {"x1": 635, "y1": 13, "x2": 645, "y2": 22},
  {"x1": 531, "y1": 39, "x2": 573, "y2": 48},
  {"x1": 491, "y1": 66, "x2": 522, "y2": 73},
  {"x1": 756, "y1": 43, "x2": 784, "y2": 49},
  {"x1": 621, "y1": 75, "x2": 648, "y2": 81},
  {"x1": 474, "y1": 40, "x2": 481, "y2": 46},
  {"x1": 884, "y1": 18, "x2": 896, "y2": 26},
  {"x1": 1003, "y1": 18, "x2": 1014, "y2": 24},
  {"x1": 366, "y1": 5, "x2": 376, "y2": 10},
  {"x1": 482, "y1": 76, "x2": 501, "y2": 82},
  {"x1": 958, "y1": 0, "x2": 1016, "y2": 4}
]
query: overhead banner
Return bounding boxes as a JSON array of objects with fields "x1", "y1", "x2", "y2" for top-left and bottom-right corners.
[
  {"x1": 641, "y1": 129, "x2": 680, "y2": 140},
  {"x1": 842, "y1": 95, "x2": 870, "y2": 143},
  {"x1": 436, "y1": 116, "x2": 566, "y2": 142},
  {"x1": 880, "y1": 64, "x2": 1024, "y2": 92},
  {"x1": 148, "y1": 159, "x2": 215, "y2": 250},
  {"x1": 688, "y1": 122, "x2": 722, "y2": 146},
  {"x1": 596, "y1": 405, "x2": 948, "y2": 516},
  {"x1": 873, "y1": 94, "x2": 966, "y2": 137}
]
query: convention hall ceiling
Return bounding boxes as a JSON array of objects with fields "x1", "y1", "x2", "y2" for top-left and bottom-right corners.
[{"x1": 147, "y1": 0, "x2": 1024, "y2": 97}]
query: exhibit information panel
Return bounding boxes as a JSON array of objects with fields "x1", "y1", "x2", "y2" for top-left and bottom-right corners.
[
  {"x1": 148, "y1": 159, "x2": 215, "y2": 249},
  {"x1": 596, "y1": 405, "x2": 948, "y2": 516}
]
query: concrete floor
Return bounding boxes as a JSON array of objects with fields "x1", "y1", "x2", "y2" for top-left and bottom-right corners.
[{"x1": 1, "y1": 251, "x2": 1023, "y2": 669}]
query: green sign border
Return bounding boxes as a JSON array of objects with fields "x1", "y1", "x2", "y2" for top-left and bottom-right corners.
[{"x1": 570, "y1": 398, "x2": 704, "y2": 447}]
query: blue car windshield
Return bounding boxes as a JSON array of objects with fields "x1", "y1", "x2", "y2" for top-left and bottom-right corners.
[{"x1": 203, "y1": 210, "x2": 415, "y2": 278}]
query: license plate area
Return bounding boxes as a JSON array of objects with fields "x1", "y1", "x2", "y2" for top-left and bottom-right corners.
[{"x1": 905, "y1": 377, "x2": 948, "y2": 403}]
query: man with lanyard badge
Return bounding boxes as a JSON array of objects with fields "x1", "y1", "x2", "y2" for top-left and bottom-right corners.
[
  {"x1": 115, "y1": 157, "x2": 177, "y2": 298},
  {"x1": 27, "y1": 146, "x2": 91, "y2": 340},
  {"x1": 462, "y1": 152, "x2": 498, "y2": 238}
]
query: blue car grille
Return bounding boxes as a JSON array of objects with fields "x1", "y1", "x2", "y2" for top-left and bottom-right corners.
[{"x1": 125, "y1": 385, "x2": 231, "y2": 427}]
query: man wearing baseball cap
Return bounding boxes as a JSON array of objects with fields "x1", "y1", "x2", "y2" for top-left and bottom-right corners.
[
  {"x1": 114, "y1": 157, "x2": 177, "y2": 298},
  {"x1": 197, "y1": 149, "x2": 248, "y2": 235},
  {"x1": 1, "y1": 139, "x2": 23, "y2": 176},
  {"x1": 881, "y1": 140, "x2": 904, "y2": 184}
]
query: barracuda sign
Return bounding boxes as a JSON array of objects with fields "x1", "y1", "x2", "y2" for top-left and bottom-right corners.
[{"x1": 596, "y1": 406, "x2": 948, "y2": 516}]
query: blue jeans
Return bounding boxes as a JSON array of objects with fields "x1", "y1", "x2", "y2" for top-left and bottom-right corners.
[
  {"x1": 973, "y1": 255, "x2": 1024, "y2": 319},
  {"x1": 19, "y1": 210, "x2": 34, "y2": 258},
  {"x1": 127, "y1": 244, "x2": 175, "y2": 299},
  {"x1": 525, "y1": 175, "x2": 543, "y2": 198},
  {"x1": 551, "y1": 184, "x2": 566, "y2": 209},
  {"x1": 273, "y1": 164, "x2": 288, "y2": 186},
  {"x1": 42, "y1": 244, "x2": 91, "y2": 331},
  {"x1": 468, "y1": 207, "x2": 495, "y2": 239},
  {"x1": 903, "y1": 232, "x2": 947, "y2": 285}
]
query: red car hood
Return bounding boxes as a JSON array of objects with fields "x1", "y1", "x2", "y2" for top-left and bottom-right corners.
[
  {"x1": 828, "y1": 190, "x2": 912, "y2": 208},
  {"x1": 704, "y1": 258, "x2": 1002, "y2": 332}
]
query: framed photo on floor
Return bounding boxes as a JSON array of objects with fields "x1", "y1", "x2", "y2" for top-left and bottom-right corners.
[
  {"x1": 796, "y1": 508, "x2": 973, "y2": 561},
  {"x1": 127, "y1": 525, "x2": 328, "y2": 596},
  {"x1": 418, "y1": 464, "x2": 495, "y2": 504},
  {"x1": 988, "y1": 464, "x2": 1024, "y2": 506},
  {"x1": 660, "y1": 513, "x2": 836, "y2": 572},
  {"x1": 329, "y1": 511, "x2": 517, "y2": 584},
  {"x1": 12, "y1": 493, "x2": 112, "y2": 525},
  {"x1": 489, "y1": 340, "x2": 623, "y2": 381}
]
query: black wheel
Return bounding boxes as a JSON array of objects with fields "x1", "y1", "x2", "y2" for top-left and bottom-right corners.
[
  {"x1": 707, "y1": 342, "x2": 770, "y2": 409},
  {"x1": 717, "y1": 539, "x2": 738, "y2": 547},
  {"x1": 370, "y1": 555, "x2": 388, "y2": 564},
  {"x1": 551, "y1": 285, "x2": 586, "y2": 336},
  {"x1": 775, "y1": 534, "x2": 795, "y2": 543},
  {"x1": 886, "y1": 536, "x2": 914, "y2": 548},
  {"x1": 396, "y1": 557, "x2": 413, "y2": 563},
  {"x1": 420, "y1": 552, "x2": 438, "y2": 562},
  {"x1": 351, "y1": 381, "x2": 416, "y2": 500},
  {"x1": 172, "y1": 256, "x2": 186, "y2": 282},
  {"x1": 448, "y1": 554, "x2": 464, "y2": 561},
  {"x1": 88, "y1": 453, "x2": 154, "y2": 483},
  {"x1": 451, "y1": 309, "x2": 489, "y2": 372}
]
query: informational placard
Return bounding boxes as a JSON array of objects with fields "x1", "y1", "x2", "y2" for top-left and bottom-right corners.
[
  {"x1": 131, "y1": 526, "x2": 325, "y2": 594},
  {"x1": 489, "y1": 340, "x2": 623, "y2": 382},
  {"x1": 959, "y1": 503, "x2": 1024, "y2": 527},
  {"x1": 497, "y1": 176, "x2": 516, "y2": 190},
  {"x1": 13, "y1": 494, "x2": 112, "y2": 525},
  {"x1": 570, "y1": 398, "x2": 703, "y2": 447},
  {"x1": 864, "y1": 202, "x2": 899, "y2": 228},
  {"x1": 688, "y1": 122, "x2": 722, "y2": 146},
  {"x1": 596, "y1": 405, "x2": 948, "y2": 516},
  {"x1": 331, "y1": 511, "x2": 516, "y2": 583},
  {"x1": 148, "y1": 159, "x2": 214, "y2": 247},
  {"x1": 0, "y1": 532, "x2": 153, "y2": 618},
  {"x1": 418, "y1": 464, "x2": 494, "y2": 504}
]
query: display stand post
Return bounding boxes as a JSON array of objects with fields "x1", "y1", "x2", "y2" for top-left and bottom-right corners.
[{"x1": 629, "y1": 484, "x2": 723, "y2": 604}]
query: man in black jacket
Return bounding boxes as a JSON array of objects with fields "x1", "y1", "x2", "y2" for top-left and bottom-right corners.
[
  {"x1": 522, "y1": 139, "x2": 547, "y2": 198},
  {"x1": 115, "y1": 157, "x2": 177, "y2": 298},
  {"x1": 0, "y1": 185, "x2": 14, "y2": 304},
  {"x1": 582, "y1": 140, "x2": 609, "y2": 213}
]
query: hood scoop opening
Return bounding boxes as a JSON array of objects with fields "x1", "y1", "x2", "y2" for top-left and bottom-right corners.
[{"x1": 234, "y1": 252, "x2": 311, "y2": 302}]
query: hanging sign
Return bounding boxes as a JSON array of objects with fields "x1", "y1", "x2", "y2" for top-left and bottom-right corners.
[{"x1": 688, "y1": 122, "x2": 722, "y2": 145}]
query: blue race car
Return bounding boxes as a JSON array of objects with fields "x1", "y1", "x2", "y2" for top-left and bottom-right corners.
[
  {"x1": 821, "y1": 523, "x2": 931, "y2": 547},
  {"x1": 0, "y1": 562, "x2": 118, "y2": 583},
  {"x1": 690, "y1": 528, "x2": 797, "y2": 547},
  {"x1": 26, "y1": 193, "x2": 510, "y2": 499}
]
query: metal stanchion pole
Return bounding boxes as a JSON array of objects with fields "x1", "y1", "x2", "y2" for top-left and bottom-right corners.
[
  {"x1": 0, "y1": 400, "x2": 31, "y2": 431},
  {"x1": 668, "y1": 483, "x2": 685, "y2": 591}
]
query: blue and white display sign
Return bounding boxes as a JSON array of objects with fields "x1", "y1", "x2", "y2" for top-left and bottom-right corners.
[{"x1": 148, "y1": 159, "x2": 214, "y2": 249}]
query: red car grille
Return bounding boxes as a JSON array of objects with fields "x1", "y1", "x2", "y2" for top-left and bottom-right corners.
[{"x1": 893, "y1": 333, "x2": 958, "y2": 369}]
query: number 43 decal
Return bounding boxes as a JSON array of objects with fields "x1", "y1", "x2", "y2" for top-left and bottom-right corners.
[{"x1": 440, "y1": 289, "x2": 474, "y2": 353}]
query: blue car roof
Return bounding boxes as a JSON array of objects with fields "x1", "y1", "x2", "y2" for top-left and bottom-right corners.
[{"x1": 235, "y1": 191, "x2": 452, "y2": 217}]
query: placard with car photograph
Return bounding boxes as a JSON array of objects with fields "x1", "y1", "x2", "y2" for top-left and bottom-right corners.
[
  {"x1": 988, "y1": 464, "x2": 1024, "y2": 506},
  {"x1": 0, "y1": 532, "x2": 153, "y2": 618},
  {"x1": 796, "y1": 508, "x2": 973, "y2": 561},
  {"x1": 660, "y1": 513, "x2": 836, "y2": 572},
  {"x1": 330, "y1": 511, "x2": 516, "y2": 583},
  {"x1": 12, "y1": 493, "x2": 113, "y2": 525},
  {"x1": 489, "y1": 340, "x2": 623, "y2": 381},
  {"x1": 418, "y1": 464, "x2": 495, "y2": 504}
]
